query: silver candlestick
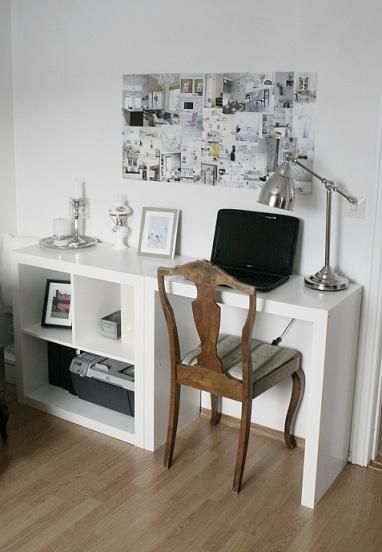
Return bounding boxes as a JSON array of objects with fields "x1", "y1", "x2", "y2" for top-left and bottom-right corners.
[
  {"x1": 66, "y1": 198, "x2": 98, "y2": 249},
  {"x1": 39, "y1": 192, "x2": 98, "y2": 251}
]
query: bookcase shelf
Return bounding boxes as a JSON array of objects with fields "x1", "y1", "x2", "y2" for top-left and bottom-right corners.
[
  {"x1": 13, "y1": 247, "x2": 144, "y2": 447},
  {"x1": 11, "y1": 244, "x2": 202, "y2": 452}
]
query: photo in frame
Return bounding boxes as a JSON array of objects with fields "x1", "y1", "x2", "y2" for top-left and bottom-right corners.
[
  {"x1": 138, "y1": 207, "x2": 179, "y2": 259},
  {"x1": 41, "y1": 280, "x2": 72, "y2": 328}
]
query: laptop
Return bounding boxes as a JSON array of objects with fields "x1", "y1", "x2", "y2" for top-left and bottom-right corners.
[{"x1": 210, "y1": 209, "x2": 300, "y2": 292}]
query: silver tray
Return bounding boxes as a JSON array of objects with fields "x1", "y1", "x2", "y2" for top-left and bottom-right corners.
[{"x1": 39, "y1": 236, "x2": 98, "y2": 250}]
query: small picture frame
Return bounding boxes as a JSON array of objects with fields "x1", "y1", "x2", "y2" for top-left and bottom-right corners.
[
  {"x1": 41, "y1": 280, "x2": 72, "y2": 328},
  {"x1": 138, "y1": 207, "x2": 179, "y2": 259}
]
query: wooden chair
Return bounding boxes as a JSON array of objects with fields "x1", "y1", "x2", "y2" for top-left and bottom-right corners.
[{"x1": 157, "y1": 260, "x2": 304, "y2": 493}]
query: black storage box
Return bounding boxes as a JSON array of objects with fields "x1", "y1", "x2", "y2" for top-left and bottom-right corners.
[
  {"x1": 70, "y1": 372, "x2": 134, "y2": 416},
  {"x1": 48, "y1": 342, "x2": 77, "y2": 395}
]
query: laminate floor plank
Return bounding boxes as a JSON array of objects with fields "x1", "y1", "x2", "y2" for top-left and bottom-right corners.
[{"x1": 1, "y1": 388, "x2": 382, "y2": 552}]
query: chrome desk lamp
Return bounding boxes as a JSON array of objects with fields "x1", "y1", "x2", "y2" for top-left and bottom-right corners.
[{"x1": 258, "y1": 152, "x2": 357, "y2": 291}]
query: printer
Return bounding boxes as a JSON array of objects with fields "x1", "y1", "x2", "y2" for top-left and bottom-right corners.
[{"x1": 70, "y1": 352, "x2": 135, "y2": 416}]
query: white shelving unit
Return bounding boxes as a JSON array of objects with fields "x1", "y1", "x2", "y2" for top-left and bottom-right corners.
[
  {"x1": 11, "y1": 243, "x2": 200, "y2": 450},
  {"x1": 12, "y1": 245, "x2": 145, "y2": 447}
]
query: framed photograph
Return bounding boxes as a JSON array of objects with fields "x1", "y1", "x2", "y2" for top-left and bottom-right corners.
[
  {"x1": 41, "y1": 280, "x2": 72, "y2": 328},
  {"x1": 180, "y1": 78, "x2": 193, "y2": 94},
  {"x1": 138, "y1": 207, "x2": 179, "y2": 259}
]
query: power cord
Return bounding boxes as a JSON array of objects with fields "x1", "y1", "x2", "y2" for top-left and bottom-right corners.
[{"x1": 271, "y1": 318, "x2": 295, "y2": 346}]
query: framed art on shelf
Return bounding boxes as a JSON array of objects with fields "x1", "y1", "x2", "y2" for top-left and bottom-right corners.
[
  {"x1": 41, "y1": 280, "x2": 72, "y2": 328},
  {"x1": 138, "y1": 207, "x2": 179, "y2": 259}
]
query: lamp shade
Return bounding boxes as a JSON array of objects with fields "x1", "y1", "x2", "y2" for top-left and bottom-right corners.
[{"x1": 258, "y1": 160, "x2": 295, "y2": 211}]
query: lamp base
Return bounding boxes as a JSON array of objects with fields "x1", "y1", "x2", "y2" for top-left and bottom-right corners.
[{"x1": 304, "y1": 266, "x2": 349, "y2": 291}]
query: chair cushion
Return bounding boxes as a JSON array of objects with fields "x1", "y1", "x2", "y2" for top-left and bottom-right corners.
[{"x1": 182, "y1": 334, "x2": 300, "y2": 382}]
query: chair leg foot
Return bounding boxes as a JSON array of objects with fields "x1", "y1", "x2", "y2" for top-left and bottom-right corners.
[
  {"x1": 232, "y1": 398, "x2": 252, "y2": 493},
  {"x1": 210, "y1": 394, "x2": 221, "y2": 426},
  {"x1": 284, "y1": 367, "x2": 305, "y2": 449},
  {"x1": 163, "y1": 382, "x2": 181, "y2": 468}
]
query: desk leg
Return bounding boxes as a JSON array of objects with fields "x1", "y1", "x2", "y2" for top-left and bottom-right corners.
[
  {"x1": 301, "y1": 290, "x2": 362, "y2": 508},
  {"x1": 301, "y1": 313, "x2": 328, "y2": 508},
  {"x1": 144, "y1": 281, "x2": 201, "y2": 452}
]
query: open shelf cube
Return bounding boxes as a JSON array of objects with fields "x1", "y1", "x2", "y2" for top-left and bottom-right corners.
[
  {"x1": 19, "y1": 264, "x2": 72, "y2": 337},
  {"x1": 73, "y1": 275, "x2": 135, "y2": 362}
]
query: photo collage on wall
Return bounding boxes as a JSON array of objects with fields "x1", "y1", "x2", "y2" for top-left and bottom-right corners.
[{"x1": 122, "y1": 72, "x2": 317, "y2": 189}]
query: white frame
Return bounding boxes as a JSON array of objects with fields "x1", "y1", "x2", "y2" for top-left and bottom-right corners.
[{"x1": 138, "y1": 207, "x2": 179, "y2": 259}]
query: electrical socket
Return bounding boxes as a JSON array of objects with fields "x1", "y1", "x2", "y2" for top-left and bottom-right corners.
[{"x1": 344, "y1": 198, "x2": 366, "y2": 219}]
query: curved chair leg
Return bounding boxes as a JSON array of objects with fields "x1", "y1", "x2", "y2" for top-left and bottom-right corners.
[
  {"x1": 232, "y1": 398, "x2": 252, "y2": 493},
  {"x1": 210, "y1": 394, "x2": 221, "y2": 426},
  {"x1": 163, "y1": 382, "x2": 181, "y2": 468},
  {"x1": 284, "y1": 367, "x2": 305, "y2": 449}
]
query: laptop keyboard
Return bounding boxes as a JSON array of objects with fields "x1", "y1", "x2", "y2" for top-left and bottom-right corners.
[{"x1": 222, "y1": 266, "x2": 280, "y2": 285}]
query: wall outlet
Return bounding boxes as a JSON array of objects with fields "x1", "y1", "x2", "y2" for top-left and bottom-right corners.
[{"x1": 344, "y1": 197, "x2": 366, "y2": 218}]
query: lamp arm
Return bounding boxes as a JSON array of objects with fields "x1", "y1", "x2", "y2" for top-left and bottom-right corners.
[{"x1": 292, "y1": 158, "x2": 357, "y2": 204}]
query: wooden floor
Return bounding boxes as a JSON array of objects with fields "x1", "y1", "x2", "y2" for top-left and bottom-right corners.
[{"x1": 1, "y1": 387, "x2": 382, "y2": 552}]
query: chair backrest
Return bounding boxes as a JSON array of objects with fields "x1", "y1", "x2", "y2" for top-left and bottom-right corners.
[{"x1": 157, "y1": 260, "x2": 257, "y2": 387}]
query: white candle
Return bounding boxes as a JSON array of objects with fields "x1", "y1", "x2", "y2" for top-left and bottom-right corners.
[{"x1": 75, "y1": 179, "x2": 82, "y2": 199}]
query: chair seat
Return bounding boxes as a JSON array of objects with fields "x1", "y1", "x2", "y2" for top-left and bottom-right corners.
[{"x1": 182, "y1": 334, "x2": 300, "y2": 382}]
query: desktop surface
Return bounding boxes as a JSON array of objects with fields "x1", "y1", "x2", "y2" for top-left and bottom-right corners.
[{"x1": 13, "y1": 244, "x2": 361, "y2": 316}]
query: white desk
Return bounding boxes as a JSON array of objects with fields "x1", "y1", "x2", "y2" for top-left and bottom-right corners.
[
  {"x1": 12, "y1": 244, "x2": 362, "y2": 509},
  {"x1": 145, "y1": 271, "x2": 362, "y2": 508}
]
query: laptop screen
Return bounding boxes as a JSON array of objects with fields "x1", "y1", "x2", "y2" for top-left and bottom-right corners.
[{"x1": 211, "y1": 209, "x2": 300, "y2": 275}]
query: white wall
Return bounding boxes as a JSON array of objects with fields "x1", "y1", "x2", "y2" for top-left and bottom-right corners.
[
  {"x1": 0, "y1": 0, "x2": 16, "y2": 237},
  {"x1": 10, "y1": 0, "x2": 382, "y2": 280},
  {"x1": 8, "y1": 0, "x2": 382, "y2": 442},
  {"x1": 0, "y1": 0, "x2": 16, "y2": 344}
]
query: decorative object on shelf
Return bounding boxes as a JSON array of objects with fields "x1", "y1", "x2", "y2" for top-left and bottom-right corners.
[
  {"x1": 40, "y1": 181, "x2": 98, "y2": 250},
  {"x1": 109, "y1": 199, "x2": 131, "y2": 250},
  {"x1": 52, "y1": 218, "x2": 71, "y2": 247},
  {"x1": 41, "y1": 279, "x2": 72, "y2": 328},
  {"x1": 66, "y1": 195, "x2": 97, "y2": 248},
  {"x1": 100, "y1": 310, "x2": 122, "y2": 340},
  {"x1": 258, "y1": 152, "x2": 358, "y2": 291},
  {"x1": 138, "y1": 207, "x2": 179, "y2": 259}
]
